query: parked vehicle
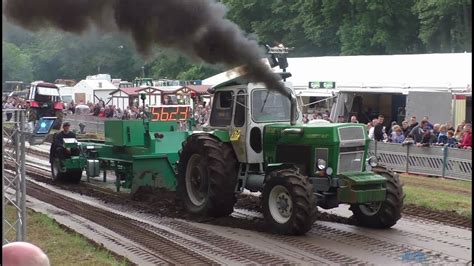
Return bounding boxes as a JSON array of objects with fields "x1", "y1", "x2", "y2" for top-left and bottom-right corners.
[{"x1": 27, "y1": 81, "x2": 64, "y2": 129}]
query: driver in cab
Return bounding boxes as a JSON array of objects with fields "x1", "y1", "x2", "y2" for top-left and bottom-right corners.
[{"x1": 50, "y1": 122, "x2": 80, "y2": 164}]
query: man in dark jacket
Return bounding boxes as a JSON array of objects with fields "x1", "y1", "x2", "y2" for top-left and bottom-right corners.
[
  {"x1": 50, "y1": 122, "x2": 79, "y2": 163},
  {"x1": 373, "y1": 115, "x2": 386, "y2": 141},
  {"x1": 406, "y1": 116, "x2": 418, "y2": 133},
  {"x1": 408, "y1": 119, "x2": 429, "y2": 144}
]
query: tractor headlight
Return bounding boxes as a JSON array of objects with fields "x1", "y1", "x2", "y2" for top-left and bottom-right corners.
[
  {"x1": 326, "y1": 167, "x2": 333, "y2": 175},
  {"x1": 367, "y1": 156, "x2": 378, "y2": 167},
  {"x1": 317, "y1": 159, "x2": 327, "y2": 170}
]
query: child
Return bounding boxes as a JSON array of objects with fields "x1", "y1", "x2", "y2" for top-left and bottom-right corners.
[
  {"x1": 435, "y1": 124, "x2": 448, "y2": 145},
  {"x1": 446, "y1": 130, "x2": 458, "y2": 148}
]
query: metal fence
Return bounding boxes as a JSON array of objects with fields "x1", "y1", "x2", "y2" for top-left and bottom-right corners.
[
  {"x1": 2, "y1": 109, "x2": 27, "y2": 244},
  {"x1": 63, "y1": 114, "x2": 105, "y2": 133},
  {"x1": 369, "y1": 141, "x2": 472, "y2": 181}
]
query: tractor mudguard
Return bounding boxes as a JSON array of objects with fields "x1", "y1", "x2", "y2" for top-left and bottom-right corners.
[
  {"x1": 210, "y1": 130, "x2": 230, "y2": 143},
  {"x1": 191, "y1": 130, "x2": 230, "y2": 143},
  {"x1": 337, "y1": 172, "x2": 387, "y2": 204},
  {"x1": 265, "y1": 163, "x2": 299, "y2": 178}
]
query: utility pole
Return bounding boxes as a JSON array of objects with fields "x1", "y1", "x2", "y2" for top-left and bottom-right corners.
[{"x1": 142, "y1": 66, "x2": 145, "y2": 78}]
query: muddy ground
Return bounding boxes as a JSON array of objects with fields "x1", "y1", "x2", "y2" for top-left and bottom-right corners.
[{"x1": 29, "y1": 174, "x2": 471, "y2": 233}]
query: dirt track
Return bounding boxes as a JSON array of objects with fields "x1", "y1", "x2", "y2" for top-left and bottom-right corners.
[{"x1": 4, "y1": 144, "x2": 471, "y2": 264}]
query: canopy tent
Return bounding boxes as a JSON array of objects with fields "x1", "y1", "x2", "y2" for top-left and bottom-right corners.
[{"x1": 203, "y1": 53, "x2": 472, "y2": 90}]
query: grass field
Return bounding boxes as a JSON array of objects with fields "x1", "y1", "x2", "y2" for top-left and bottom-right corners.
[
  {"x1": 400, "y1": 174, "x2": 472, "y2": 220},
  {"x1": 5, "y1": 205, "x2": 129, "y2": 266}
]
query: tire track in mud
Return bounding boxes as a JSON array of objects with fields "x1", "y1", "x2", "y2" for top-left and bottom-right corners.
[
  {"x1": 25, "y1": 146, "x2": 472, "y2": 230},
  {"x1": 26, "y1": 180, "x2": 217, "y2": 265},
  {"x1": 309, "y1": 223, "x2": 469, "y2": 264}
]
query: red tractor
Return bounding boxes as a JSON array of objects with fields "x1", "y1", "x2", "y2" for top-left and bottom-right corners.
[{"x1": 27, "y1": 81, "x2": 64, "y2": 130}]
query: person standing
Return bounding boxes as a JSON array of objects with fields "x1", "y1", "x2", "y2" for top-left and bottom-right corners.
[
  {"x1": 350, "y1": 115, "x2": 359, "y2": 123},
  {"x1": 373, "y1": 115, "x2": 386, "y2": 141},
  {"x1": 390, "y1": 125, "x2": 405, "y2": 143},
  {"x1": 368, "y1": 118, "x2": 379, "y2": 140},
  {"x1": 408, "y1": 119, "x2": 429, "y2": 144},
  {"x1": 458, "y1": 123, "x2": 472, "y2": 149}
]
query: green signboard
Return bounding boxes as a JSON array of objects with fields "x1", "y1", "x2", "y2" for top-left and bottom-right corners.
[{"x1": 308, "y1": 81, "x2": 336, "y2": 89}]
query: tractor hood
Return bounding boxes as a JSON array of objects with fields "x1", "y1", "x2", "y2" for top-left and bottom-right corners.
[
  {"x1": 263, "y1": 123, "x2": 368, "y2": 147},
  {"x1": 263, "y1": 123, "x2": 369, "y2": 175}
]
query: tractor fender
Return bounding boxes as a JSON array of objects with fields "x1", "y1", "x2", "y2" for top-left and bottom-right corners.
[
  {"x1": 264, "y1": 163, "x2": 300, "y2": 182},
  {"x1": 188, "y1": 130, "x2": 231, "y2": 143}
]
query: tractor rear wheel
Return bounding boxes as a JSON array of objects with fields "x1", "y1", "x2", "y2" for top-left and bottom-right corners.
[
  {"x1": 178, "y1": 134, "x2": 238, "y2": 217},
  {"x1": 51, "y1": 159, "x2": 64, "y2": 182},
  {"x1": 349, "y1": 166, "x2": 404, "y2": 228},
  {"x1": 262, "y1": 169, "x2": 316, "y2": 235}
]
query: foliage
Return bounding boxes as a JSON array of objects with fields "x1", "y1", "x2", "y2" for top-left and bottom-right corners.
[
  {"x1": 2, "y1": 0, "x2": 471, "y2": 84},
  {"x1": 2, "y1": 41, "x2": 33, "y2": 82}
]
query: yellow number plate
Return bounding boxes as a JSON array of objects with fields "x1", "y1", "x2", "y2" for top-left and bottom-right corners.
[{"x1": 230, "y1": 129, "x2": 241, "y2": 141}]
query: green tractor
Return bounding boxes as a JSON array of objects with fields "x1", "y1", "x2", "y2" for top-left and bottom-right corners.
[
  {"x1": 177, "y1": 79, "x2": 404, "y2": 235},
  {"x1": 44, "y1": 51, "x2": 404, "y2": 235}
]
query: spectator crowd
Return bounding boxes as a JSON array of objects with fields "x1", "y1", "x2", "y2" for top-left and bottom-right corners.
[
  {"x1": 301, "y1": 110, "x2": 471, "y2": 149},
  {"x1": 363, "y1": 114, "x2": 470, "y2": 149},
  {"x1": 4, "y1": 94, "x2": 472, "y2": 149}
]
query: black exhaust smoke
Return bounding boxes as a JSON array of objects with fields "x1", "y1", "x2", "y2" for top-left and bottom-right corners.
[{"x1": 4, "y1": 0, "x2": 289, "y2": 98}]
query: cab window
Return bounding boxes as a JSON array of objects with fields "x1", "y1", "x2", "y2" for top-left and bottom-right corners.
[
  {"x1": 210, "y1": 91, "x2": 234, "y2": 127},
  {"x1": 233, "y1": 90, "x2": 246, "y2": 127}
]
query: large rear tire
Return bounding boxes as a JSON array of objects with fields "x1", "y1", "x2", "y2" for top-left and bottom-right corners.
[
  {"x1": 349, "y1": 166, "x2": 404, "y2": 228},
  {"x1": 262, "y1": 169, "x2": 317, "y2": 235},
  {"x1": 177, "y1": 134, "x2": 238, "y2": 217},
  {"x1": 51, "y1": 159, "x2": 64, "y2": 182}
]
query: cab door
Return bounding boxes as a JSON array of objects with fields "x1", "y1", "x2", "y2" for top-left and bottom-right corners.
[{"x1": 230, "y1": 89, "x2": 248, "y2": 163}]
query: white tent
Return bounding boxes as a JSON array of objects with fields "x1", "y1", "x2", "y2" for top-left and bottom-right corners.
[
  {"x1": 73, "y1": 79, "x2": 117, "y2": 104},
  {"x1": 203, "y1": 53, "x2": 472, "y2": 91}
]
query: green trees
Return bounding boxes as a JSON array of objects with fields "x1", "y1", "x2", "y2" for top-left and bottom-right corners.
[
  {"x1": 2, "y1": 41, "x2": 33, "y2": 82},
  {"x1": 2, "y1": 0, "x2": 471, "y2": 84},
  {"x1": 222, "y1": 0, "x2": 471, "y2": 55}
]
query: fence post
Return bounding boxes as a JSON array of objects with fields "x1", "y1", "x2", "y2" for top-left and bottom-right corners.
[
  {"x1": 441, "y1": 145, "x2": 448, "y2": 178},
  {"x1": 405, "y1": 144, "x2": 410, "y2": 173},
  {"x1": 19, "y1": 111, "x2": 26, "y2": 240},
  {"x1": 374, "y1": 140, "x2": 378, "y2": 158}
]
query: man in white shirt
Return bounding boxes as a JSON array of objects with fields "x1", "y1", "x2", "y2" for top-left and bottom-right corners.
[{"x1": 368, "y1": 118, "x2": 379, "y2": 140}]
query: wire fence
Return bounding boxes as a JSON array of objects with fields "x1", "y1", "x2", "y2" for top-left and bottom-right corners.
[{"x1": 2, "y1": 109, "x2": 27, "y2": 244}]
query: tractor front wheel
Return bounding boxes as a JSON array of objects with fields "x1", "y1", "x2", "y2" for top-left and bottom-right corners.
[
  {"x1": 262, "y1": 169, "x2": 316, "y2": 235},
  {"x1": 51, "y1": 158, "x2": 82, "y2": 184},
  {"x1": 349, "y1": 166, "x2": 404, "y2": 228},
  {"x1": 177, "y1": 134, "x2": 238, "y2": 217},
  {"x1": 67, "y1": 169, "x2": 83, "y2": 184}
]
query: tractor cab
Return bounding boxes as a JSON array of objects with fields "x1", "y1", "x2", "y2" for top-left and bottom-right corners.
[
  {"x1": 27, "y1": 81, "x2": 64, "y2": 129},
  {"x1": 205, "y1": 78, "x2": 300, "y2": 165}
]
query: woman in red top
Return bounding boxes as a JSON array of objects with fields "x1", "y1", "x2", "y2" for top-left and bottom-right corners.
[
  {"x1": 98, "y1": 107, "x2": 106, "y2": 118},
  {"x1": 458, "y1": 123, "x2": 472, "y2": 149}
]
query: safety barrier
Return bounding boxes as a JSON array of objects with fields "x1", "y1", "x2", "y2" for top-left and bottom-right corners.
[
  {"x1": 368, "y1": 141, "x2": 472, "y2": 181},
  {"x1": 63, "y1": 114, "x2": 105, "y2": 133}
]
